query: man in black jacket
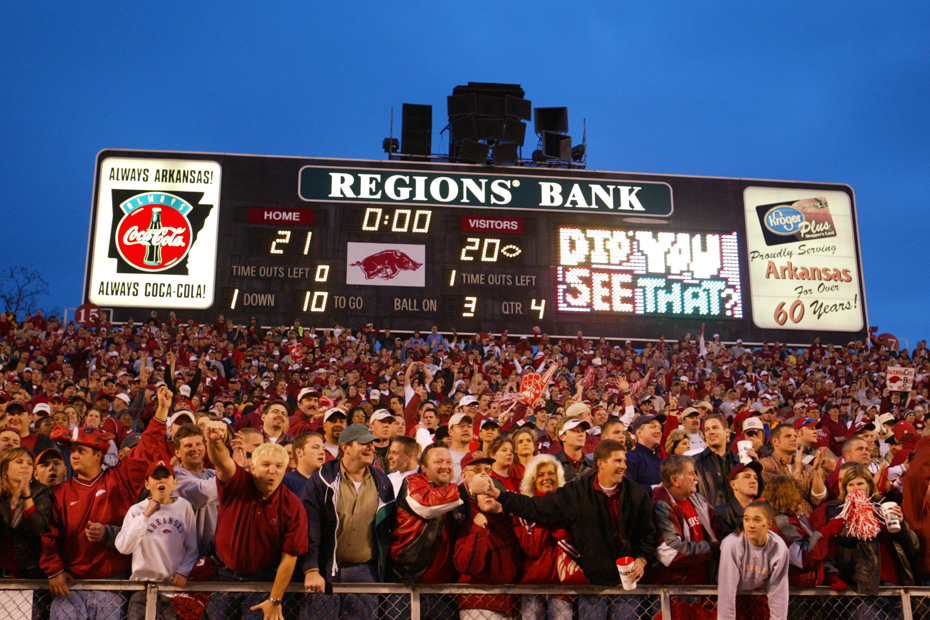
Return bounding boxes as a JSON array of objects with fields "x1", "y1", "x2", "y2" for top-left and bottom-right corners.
[
  {"x1": 692, "y1": 413, "x2": 738, "y2": 506},
  {"x1": 483, "y1": 438, "x2": 656, "y2": 618}
]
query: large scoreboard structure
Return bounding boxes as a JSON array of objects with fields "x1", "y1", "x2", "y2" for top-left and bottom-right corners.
[{"x1": 85, "y1": 150, "x2": 868, "y2": 343}]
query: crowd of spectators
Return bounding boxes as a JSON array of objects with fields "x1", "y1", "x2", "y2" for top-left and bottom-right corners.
[{"x1": 2, "y1": 309, "x2": 930, "y2": 620}]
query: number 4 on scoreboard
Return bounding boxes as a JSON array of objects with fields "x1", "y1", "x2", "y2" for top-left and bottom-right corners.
[{"x1": 531, "y1": 298, "x2": 546, "y2": 320}]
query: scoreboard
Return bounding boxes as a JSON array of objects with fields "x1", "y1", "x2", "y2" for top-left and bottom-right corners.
[{"x1": 85, "y1": 150, "x2": 868, "y2": 343}]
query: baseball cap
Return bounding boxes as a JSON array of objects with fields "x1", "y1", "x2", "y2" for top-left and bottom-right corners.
[
  {"x1": 35, "y1": 448, "x2": 64, "y2": 465},
  {"x1": 169, "y1": 411, "x2": 196, "y2": 427},
  {"x1": 559, "y1": 418, "x2": 591, "y2": 437},
  {"x1": 298, "y1": 387, "x2": 320, "y2": 401},
  {"x1": 120, "y1": 433, "x2": 142, "y2": 451},
  {"x1": 630, "y1": 414, "x2": 666, "y2": 434},
  {"x1": 448, "y1": 412, "x2": 474, "y2": 427},
  {"x1": 369, "y1": 389, "x2": 381, "y2": 399},
  {"x1": 369, "y1": 409, "x2": 395, "y2": 423},
  {"x1": 792, "y1": 417, "x2": 818, "y2": 432},
  {"x1": 114, "y1": 393, "x2": 131, "y2": 405},
  {"x1": 728, "y1": 460, "x2": 763, "y2": 482},
  {"x1": 565, "y1": 402, "x2": 591, "y2": 418},
  {"x1": 461, "y1": 450, "x2": 495, "y2": 470},
  {"x1": 515, "y1": 417, "x2": 537, "y2": 429},
  {"x1": 338, "y1": 423, "x2": 378, "y2": 446},
  {"x1": 146, "y1": 460, "x2": 175, "y2": 478},
  {"x1": 846, "y1": 420, "x2": 875, "y2": 440},
  {"x1": 6, "y1": 400, "x2": 29, "y2": 415},
  {"x1": 178, "y1": 385, "x2": 192, "y2": 398},
  {"x1": 32, "y1": 403, "x2": 51, "y2": 416},
  {"x1": 0, "y1": 390, "x2": 10, "y2": 403},
  {"x1": 323, "y1": 408, "x2": 347, "y2": 424},
  {"x1": 742, "y1": 417, "x2": 765, "y2": 432},
  {"x1": 682, "y1": 407, "x2": 701, "y2": 418},
  {"x1": 893, "y1": 420, "x2": 918, "y2": 443},
  {"x1": 479, "y1": 418, "x2": 500, "y2": 430},
  {"x1": 459, "y1": 395, "x2": 479, "y2": 407}
]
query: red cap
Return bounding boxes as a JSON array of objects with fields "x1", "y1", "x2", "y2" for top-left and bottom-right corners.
[
  {"x1": 50, "y1": 425, "x2": 114, "y2": 451},
  {"x1": 460, "y1": 450, "x2": 494, "y2": 470},
  {"x1": 893, "y1": 420, "x2": 918, "y2": 443},
  {"x1": 846, "y1": 420, "x2": 875, "y2": 440},
  {"x1": 146, "y1": 460, "x2": 175, "y2": 478},
  {"x1": 0, "y1": 390, "x2": 10, "y2": 403},
  {"x1": 792, "y1": 417, "x2": 819, "y2": 431}
]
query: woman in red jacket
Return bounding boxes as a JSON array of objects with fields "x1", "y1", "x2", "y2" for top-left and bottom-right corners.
[
  {"x1": 455, "y1": 490, "x2": 523, "y2": 619},
  {"x1": 514, "y1": 454, "x2": 573, "y2": 620}
]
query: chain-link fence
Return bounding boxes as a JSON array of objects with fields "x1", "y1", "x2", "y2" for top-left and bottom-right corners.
[{"x1": 1, "y1": 581, "x2": 929, "y2": 620}]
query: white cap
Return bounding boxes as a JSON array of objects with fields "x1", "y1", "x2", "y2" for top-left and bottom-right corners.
[
  {"x1": 33, "y1": 403, "x2": 51, "y2": 415},
  {"x1": 169, "y1": 410, "x2": 196, "y2": 427},
  {"x1": 369, "y1": 409, "x2": 395, "y2": 422},
  {"x1": 448, "y1": 412, "x2": 474, "y2": 427},
  {"x1": 178, "y1": 385, "x2": 191, "y2": 397},
  {"x1": 565, "y1": 402, "x2": 591, "y2": 418},
  {"x1": 298, "y1": 387, "x2": 320, "y2": 401},
  {"x1": 323, "y1": 407, "x2": 347, "y2": 424},
  {"x1": 459, "y1": 395, "x2": 479, "y2": 407},
  {"x1": 742, "y1": 417, "x2": 764, "y2": 432},
  {"x1": 559, "y1": 418, "x2": 591, "y2": 436},
  {"x1": 115, "y1": 393, "x2": 131, "y2": 404},
  {"x1": 369, "y1": 389, "x2": 381, "y2": 399}
]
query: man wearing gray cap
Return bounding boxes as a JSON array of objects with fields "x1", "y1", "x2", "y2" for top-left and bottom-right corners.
[{"x1": 301, "y1": 424, "x2": 396, "y2": 620}]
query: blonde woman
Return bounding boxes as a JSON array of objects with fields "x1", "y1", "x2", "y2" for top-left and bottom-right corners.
[{"x1": 0, "y1": 447, "x2": 51, "y2": 577}]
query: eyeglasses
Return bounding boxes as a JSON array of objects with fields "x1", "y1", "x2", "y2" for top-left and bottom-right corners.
[{"x1": 464, "y1": 464, "x2": 492, "y2": 474}]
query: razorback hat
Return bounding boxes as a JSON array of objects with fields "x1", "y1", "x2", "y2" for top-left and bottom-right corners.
[
  {"x1": 50, "y1": 425, "x2": 114, "y2": 451},
  {"x1": 459, "y1": 395, "x2": 479, "y2": 407},
  {"x1": 560, "y1": 418, "x2": 592, "y2": 436},
  {"x1": 460, "y1": 450, "x2": 495, "y2": 470},
  {"x1": 32, "y1": 403, "x2": 51, "y2": 416},
  {"x1": 146, "y1": 459, "x2": 175, "y2": 478}
]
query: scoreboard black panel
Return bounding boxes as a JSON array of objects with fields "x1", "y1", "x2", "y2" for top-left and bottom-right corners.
[{"x1": 85, "y1": 150, "x2": 868, "y2": 343}]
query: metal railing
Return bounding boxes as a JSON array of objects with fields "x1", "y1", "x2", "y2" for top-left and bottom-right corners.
[{"x1": 1, "y1": 580, "x2": 929, "y2": 620}]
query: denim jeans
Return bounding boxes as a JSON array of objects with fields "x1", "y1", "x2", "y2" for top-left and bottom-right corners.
[{"x1": 300, "y1": 562, "x2": 378, "y2": 620}]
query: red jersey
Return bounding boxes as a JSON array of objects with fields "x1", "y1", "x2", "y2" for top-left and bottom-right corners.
[{"x1": 40, "y1": 418, "x2": 170, "y2": 579}]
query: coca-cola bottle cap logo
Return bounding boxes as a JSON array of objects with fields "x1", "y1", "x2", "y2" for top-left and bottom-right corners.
[{"x1": 115, "y1": 192, "x2": 193, "y2": 272}]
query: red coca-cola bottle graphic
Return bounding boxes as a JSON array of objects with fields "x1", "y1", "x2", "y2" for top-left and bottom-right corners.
[{"x1": 143, "y1": 207, "x2": 163, "y2": 266}]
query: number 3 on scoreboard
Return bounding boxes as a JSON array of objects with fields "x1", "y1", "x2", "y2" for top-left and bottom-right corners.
[{"x1": 462, "y1": 296, "x2": 477, "y2": 317}]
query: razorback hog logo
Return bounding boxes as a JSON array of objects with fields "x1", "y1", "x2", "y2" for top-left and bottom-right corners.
[
  {"x1": 115, "y1": 192, "x2": 193, "y2": 272},
  {"x1": 350, "y1": 250, "x2": 422, "y2": 280}
]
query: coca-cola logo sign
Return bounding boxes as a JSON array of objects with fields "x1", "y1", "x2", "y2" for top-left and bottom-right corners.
[{"x1": 114, "y1": 193, "x2": 193, "y2": 272}]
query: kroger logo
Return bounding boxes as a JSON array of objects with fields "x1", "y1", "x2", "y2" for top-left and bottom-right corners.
[{"x1": 763, "y1": 206, "x2": 804, "y2": 235}]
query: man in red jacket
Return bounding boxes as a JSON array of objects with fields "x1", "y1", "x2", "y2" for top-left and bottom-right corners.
[
  {"x1": 390, "y1": 443, "x2": 465, "y2": 620},
  {"x1": 40, "y1": 385, "x2": 172, "y2": 620}
]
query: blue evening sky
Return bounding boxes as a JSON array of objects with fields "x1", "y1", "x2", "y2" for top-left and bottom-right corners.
[{"x1": 1, "y1": 2, "x2": 928, "y2": 346}]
